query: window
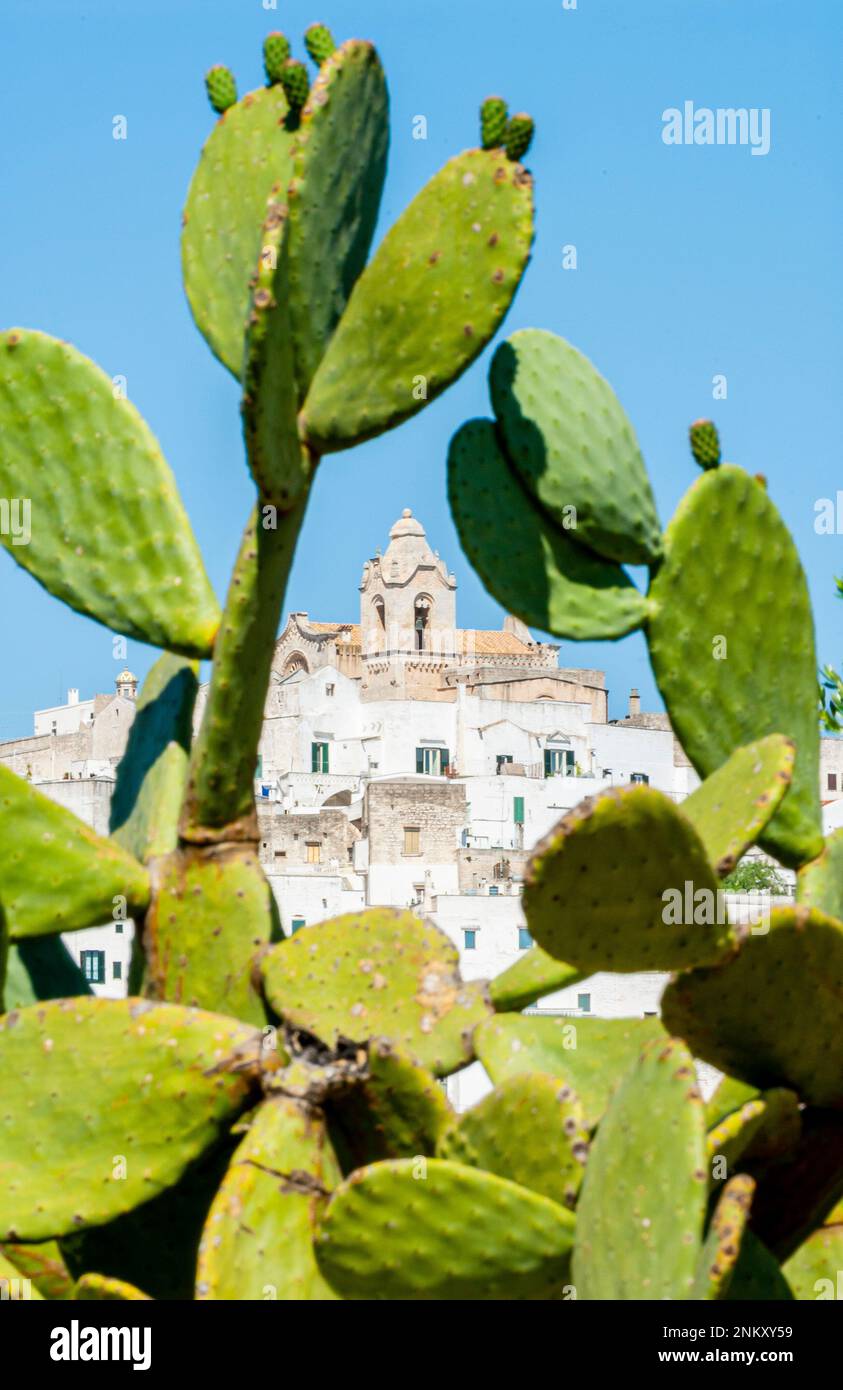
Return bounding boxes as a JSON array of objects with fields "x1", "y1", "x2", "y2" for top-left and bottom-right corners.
[
  {"x1": 306, "y1": 842, "x2": 321, "y2": 864},
  {"x1": 326, "y1": 683, "x2": 335, "y2": 697},
  {"x1": 513, "y1": 796, "x2": 524, "y2": 825},
  {"x1": 404, "y1": 826, "x2": 421, "y2": 855},
  {"x1": 416, "y1": 746, "x2": 449, "y2": 776},
  {"x1": 829, "y1": 773, "x2": 838, "y2": 791},
  {"x1": 630, "y1": 772, "x2": 649, "y2": 785},
  {"x1": 115, "y1": 921, "x2": 124, "y2": 934},
  {"x1": 577, "y1": 993, "x2": 591, "y2": 1013},
  {"x1": 518, "y1": 928, "x2": 533, "y2": 950},
  {"x1": 274, "y1": 849, "x2": 286, "y2": 859},
  {"x1": 255, "y1": 754, "x2": 263, "y2": 779},
  {"x1": 311, "y1": 742, "x2": 329, "y2": 773},
  {"x1": 489, "y1": 885, "x2": 499, "y2": 896},
  {"x1": 544, "y1": 747, "x2": 574, "y2": 777},
  {"x1": 496, "y1": 754, "x2": 513, "y2": 773},
  {"x1": 291, "y1": 918, "x2": 306, "y2": 934},
  {"x1": 112, "y1": 961, "x2": 122, "y2": 981},
  {"x1": 463, "y1": 929, "x2": 477, "y2": 950},
  {"x1": 81, "y1": 950, "x2": 105, "y2": 983},
  {"x1": 414, "y1": 596, "x2": 431, "y2": 651}
]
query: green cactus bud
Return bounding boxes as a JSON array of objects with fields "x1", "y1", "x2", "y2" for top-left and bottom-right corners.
[
  {"x1": 280, "y1": 57, "x2": 310, "y2": 112},
  {"x1": 205, "y1": 65, "x2": 237, "y2": 115},
  {"x1": 480, "y1": 96, "x2": 508, "y2": 148},
  {"x1": 304, "y1": 23, "x2": 337, "y2": 66},
  {"x1": 690, "y1": 418, "x2": 721, "y2": 469},
  {"x1": 263, "y1": 31, "x2": 291, "y2": 85},
  {"x1": 504, "y1": 112, "x2": 534, "y2": 162}
]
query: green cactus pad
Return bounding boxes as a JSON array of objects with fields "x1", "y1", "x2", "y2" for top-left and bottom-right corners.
[
  {"x1": 449, "y1": 420, "x2": 649, "y2": 639},
  {"x1": 74, "y1": 1273, "x2": 151, "y2": 1300},
  {"x1": 304, "y1": 23, "x2": 337, "y2": 66},
  {"x1": 109, "y1": 654, "x2": 197, "y2": 865},
  {"x1": 285, "y1": 41, "x2": 389, "y2": 398},
  {"x1": 0, "y1": 1247, "x2": 43, "y2": 1297},
  {"x1": 261, "y1": 909, "x2": 491, "y2": 1077},
  {"x1": 504, "y1": 113, "x2": 535, "y2": 163},
  {"x1": 524, "y1": 786, "x2": 733, "y2": 973},
  {"x1": 280, "y1": 59, "x2": 310, "y2": 112},
  {"x1": 489, "y1": 331, "x2": 662, "y2": 567},
  {"x1": 573, "y1": 1038, "x2": 708, "y2": 1299},
  {"x1": 263, "y1": 32, "x2": 291, "y2": 85},
  {"x1": 205, "y1": 65, "x2": 237, "y2": 115},
  {"x1": 691, "y1": 1173, "x2": 754, "y2": 1300},
  {"x1": 143, "y1": 844, "x2": 275, "y2": 1026},
  {"x1": 3, "y1": 937, "x2": 91, "y2": 1009},
  {"x1": 796, "y1": 827, "x2": 843, "y2": 921},
  {"x1": 327, "y1": 1038, "x2": 452, "y2": 1169},
  {"x1": 705, "y1": 1075, "x2": 760, "y2": 1128},
  {"x1": 196, "y1": 1097, "x2": 340, "y2": 1300},
  {"x1": 689, "y1": 419, "x2": 721, "y2": 469},
  {"x1": 301, "y1": 148, "x2": 534, "y2": 453},
  {"x1": 437, "y1": 1073, "x2": 589, "y2": 1210},
  {"x1": 706, "y1": 1098, "x2": 767, "y2": 1175},
  {"x1": 0, "y1": 330, "x2": 221, "y2": 657},
  {"x1": 662, "y1": 907, "x2": 843, "y2": 1108},
  {"x1": 315, "y1": 1157, "x2": 575, "y2": 1300},
  {"x1": 0, "y1": 998, "x2": 262, "y2": 1241},
  {"x1": 680, "y1": 734, "x2": 795, "y2": 876},
  {"x1": 647, "y1": 465, "x2": 822, "y2": 868},
  {"x1": 475, "y1": 1013, "x2": 665, "y2": 1130},
  {"x1": 0, "y1": 1240, "x2": 73, "y2": 1300},
  {"x1": 481, "y1": 96, "x2": 508, "y2": 149},
  {"x1": 489, "y1": 946, "x2": 582, "y2": 1012},
  {"x1": 0, "y1": 766, "x2": 150, "y2": 939},
  {"x1": 181, "y1": 83, "x2": 294, "y2": 377},
  {"x1": 782, "y1": 1225, "x2": 843, "y2": 1300},
  {"x1": 725, "y1": 1230, "x2": 794, "y2": 1300}
]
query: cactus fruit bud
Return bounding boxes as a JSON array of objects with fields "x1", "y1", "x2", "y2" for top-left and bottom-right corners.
[
  {"x1": 280, "y1": 58, "x2": 310, "y2": 112},
  {"x1": 263, "y1": 32, "x2": 291, "y2": 86},
  {"x1": 480, "y1": 96, "x2": 508, "y2": 149},
  {"x1": 504, "y1": 113, "x2": 535, "y2": 162},
  {"x1": 205, "y1": 65, "x2": 237, "y2": 115},
  {"x1": 304, "y1": 23, "x2": 337, "y2": 66},
  {"x1": 689, "y1": 419, "x2": 721, "y2": 469}
]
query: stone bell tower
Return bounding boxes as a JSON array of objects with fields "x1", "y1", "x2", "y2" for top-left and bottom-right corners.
[{"x1": 359, "y1": 509, "x2": 457, "y2": 701}]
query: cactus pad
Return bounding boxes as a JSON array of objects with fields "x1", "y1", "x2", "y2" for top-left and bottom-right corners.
[
  {"x1": 475, "y1": 1013, "x2": 665, "y2": 1129},
  {"x1": 109, "y1": 654, "x2": 197, "y2": 865},
  {"x1": 0, "y1": 999, "x2": 262, "y2": 1240},
  {"x1": 0, "y1": 330, "x2": 221, "y2": 657},
  {"x1": 705, "y1": 1075, "x2": 760, "y2": 1128},
  {"x1": 706, "y1": 1097, "x2": 767, "y2": 1174},
  {"x1": 489, "y1": 330, "x2": 662, "y2": 566},
  {"x1": 301, "y1": 148, "x2": 534, "y2": 453},
  {"x1": 74, "y1": 1273, "x2": 151, "y2": 1300},
  {"x1": 205, "y1": 65, "x2": 237, "y2": 115},
  {"x1": 261, "y1": 910, "x2": 491, "y2": 1077},
  {"x1": 689, "y1": 419, "x2": 721, "y2": 469},
  {"x1": 796, "y1": 826, "x2": 843, "y2": 922},
  {"x1": 573, "y1": 1039, "x2": 708, "y2": 1299},
  {"x1": 0, "y1": 1240, "x2": 73, "y2": 1300},
  {"x1": 691, "y1": 1173, "x2": 755, "y2": 1300},
  {"x1": 263, "y1": 32, "x2": 291, "y2": 85},
  {"x1": 304, "y1": 23, "x2": 337, "y2": 67},
  {"x1": 437, "y1": 1073, "x2": 589, "y2": 1210},
  {"x1": 449, "y1": 420, "x2": 649, "y2": 639},
  {"x1": 782, "y1": 1224, "x2": 843, "y2": 1300},
  {"x1": 2, "y1": 937, "x2": 91, "y2": 1009},
  {"x1": 662, "y1": 907, "x2": 843, "y2": 1107},
  {"x1": 647, "y1": 465, "x2": 822, "y2": 868},
  {"x1": 0, "y1": 1248, "x2": 43, "y2": 1298},
  {"x1": 181, "y1": 83, "x2": 294, "y2": 377},
  {"x1": 315, "y1": 1157, "x2": 575, "y2": 1300},
  {"x1": 680, "y1": 734, "x2": 795, "y2": 876},
  {"x1": 196, "y1": 1097, "x2": 340, "y2": 1300},
  {"x1": 489, "y1": 945, "x2": 582, "y2": 1012},
  {"x1": 0, "y1": 766, "x2": 149, "y2": 938},
  {"x1": 524, "y1": 786, "x2": 732, "y2": 973},
  {"x1": 326, "y1": 1038, "x2": 452, "y2": 1168},
  {"x1": 480, "y1": 96, "x2": 508, "y2": 149},
  {"x1": 285, "y1": 41, "x2": 389, "y2": 397},
  {"x1": 504, "y1": 113, "x2": 535, "y2": 163},
  {"x1": 726, "y1": 1230, "x2": 794, "y2": 1300}
]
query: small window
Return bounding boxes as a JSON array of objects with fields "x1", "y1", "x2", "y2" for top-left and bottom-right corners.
[
  {"x1": 416, "y1": 746, "x2": 450, "y2": 776},
  {"x1": 829, "y1": 773, "x2": 838, "y2": 791},
  {"x1": 630, "y1": 772, "x2": 649, "y2": 785},
  {"x1": 544, "y1": 748, "x2": 574, "y2": 777},
  {"x1": 81, "y1": 950, "x2": 105, "y2": 983},
  {"x1": 513, "y1": 796, "x2": 525, "y2": 825},
  {"x1": 306, "y1": 842, "x2": 321, "y2": 864},
  {"x1": 311, "y1": 742, "x2": 329, "y2": 774},
  {"x1": 291, "y1": 917, "x2": 306, "y2": 934},
  {"x1": 518, "y1": 928, "x2": 533, "y2": 950},
  {"x1": 496, "y1": 754, "x2": 513, "y2": 773},
  {"x1": 577, "y1": 992, "x2": 591, "y2": 1013},
  {"x1": 115, "y1": 921, "x2": 124, "y2": 934},
  {"x1": 463, "y1": 929, "x2": 477, "y2": 950},
  {"x1": 326, "y1": 683, "x2": 335, "y2": 697},
  {"x1": 112, "y1": 960, "x2": 122, "y2": 981},
  {"x1": 489, "y1": 885, "x2": 499, "y2": 896},
  {"x1": 404, "y1": 826, "x2": 421, "y2": 855}
]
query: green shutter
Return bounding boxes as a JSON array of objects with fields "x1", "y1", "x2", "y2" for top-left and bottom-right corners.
[
  {"x1": 544, "y1": 749, "x2": 552, "y2": 777},
  {"x1": 441, "y1": 748, "x2": 450, "y2": 772},
  {"x1": 321, "y1": 743, "x2": 329, "y2": 773},
  {"x1": 312, "y1": 743, "x2": 319, "y2": 773},
  {"x1": 416, "y1": 748, "x2": 424, "y2": 774},
  {"x1": 513, "y1": 796, "x2": 524, "y2": 825}
]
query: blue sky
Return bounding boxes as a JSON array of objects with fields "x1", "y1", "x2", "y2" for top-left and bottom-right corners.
[{"x1": 1, "y1": 0, "x2": 841, "y2": 733}]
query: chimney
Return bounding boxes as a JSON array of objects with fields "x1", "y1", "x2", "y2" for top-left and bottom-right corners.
[
  {"x1": 628, "y1": 688, "x2": 640, "y2": 717},
  {"x1": 68, "y1": 688, "x2": 79, "y2": 706}
]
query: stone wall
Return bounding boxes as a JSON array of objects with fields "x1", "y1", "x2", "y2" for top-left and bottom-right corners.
[
  {"x1": 366, "y1": 779, "x2": 466, "y2": 867},
  {"x1": 257, "y1": 806, "x2": 358, "y2": 871}
]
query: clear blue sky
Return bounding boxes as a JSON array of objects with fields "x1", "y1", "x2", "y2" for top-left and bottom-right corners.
[{"x1": 1, "y1": 0, "x2": 841, "y2": 733}]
